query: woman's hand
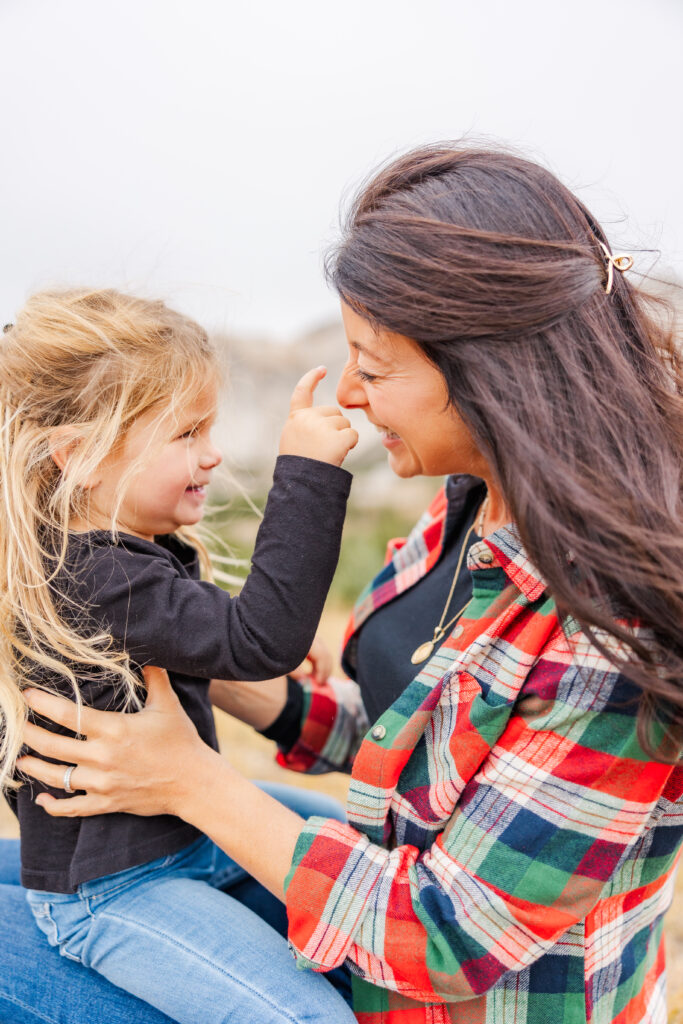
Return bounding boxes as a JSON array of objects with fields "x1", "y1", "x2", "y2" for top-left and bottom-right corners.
[
  {"x1": 290, "y1": 632, "x2": 333, "y2": 683},
  {"x1": 18, "y1": 666, "x2": 304, "y2": 900},
  {"x1": 17, "y1": 666, "x2": 218, "y2": 820}
]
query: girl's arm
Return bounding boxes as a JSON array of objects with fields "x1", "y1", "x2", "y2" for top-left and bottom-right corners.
[
  {"x1": 78, "y1": 453, "x2": 351, "y2": 683},
  {"x1": 70, "y1": 370, "x2": 356, "y2": 687}
]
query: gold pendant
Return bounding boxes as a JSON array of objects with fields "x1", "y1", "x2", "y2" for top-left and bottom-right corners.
[{"x1": 410, "y1": 640, "x2": 435, "y2": 665}]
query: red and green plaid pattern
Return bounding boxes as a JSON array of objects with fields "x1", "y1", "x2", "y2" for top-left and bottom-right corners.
[{"x1": 281, "y1": 482, "x2": 683, "y2": 1023}]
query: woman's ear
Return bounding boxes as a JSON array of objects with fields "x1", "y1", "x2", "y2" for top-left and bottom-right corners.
[{"x1": 48, "y1": 428, "x2": 100, "y2": 489}]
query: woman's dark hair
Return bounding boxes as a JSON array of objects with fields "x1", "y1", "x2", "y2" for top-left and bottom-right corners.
[{"x1": 327, "y1": 143, "x2": 683, "y2": 760}]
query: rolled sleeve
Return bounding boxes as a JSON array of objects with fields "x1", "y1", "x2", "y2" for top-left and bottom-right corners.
[{"x1": 277, "y1": 675, "x2": 368, "y2": 775}]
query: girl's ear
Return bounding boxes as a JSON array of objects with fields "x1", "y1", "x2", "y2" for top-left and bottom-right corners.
[
  {"x1": 48, "y1": 426, "x2": 80, "y2": 472},
  {"x1": 48, "y1": 428, "x2": 100, "y2": 489}
]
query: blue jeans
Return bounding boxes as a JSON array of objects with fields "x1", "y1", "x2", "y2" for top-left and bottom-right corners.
[{"x1": 2, "y1": 783, "x2": 355, "y2": 1024}]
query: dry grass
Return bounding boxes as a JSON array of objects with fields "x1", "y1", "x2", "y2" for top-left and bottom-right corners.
[{"x1": 1, "y1": 603, "x2": 681, "y2": 1019}]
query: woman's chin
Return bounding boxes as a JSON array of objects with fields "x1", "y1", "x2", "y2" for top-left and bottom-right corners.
[{"x1": 387, "y1": 450, "x2": 418, "y2": 479}]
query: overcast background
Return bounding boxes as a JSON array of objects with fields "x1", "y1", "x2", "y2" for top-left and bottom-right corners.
[{"x1": 1, "y1": 0, "x2": 681, "y2": 340}]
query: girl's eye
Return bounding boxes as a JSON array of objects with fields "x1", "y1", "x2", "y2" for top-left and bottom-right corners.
[
  {"x1": 176, "y1": 427, "x2": 197, "y2": 440},
  {"x1": 355, "y1": 367, "x2": 379, "y2": 383}
]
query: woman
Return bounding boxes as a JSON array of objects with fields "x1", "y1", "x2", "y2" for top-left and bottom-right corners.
[{"x1": 5, "y1": 144, "x2": 683, "y2": 1024}]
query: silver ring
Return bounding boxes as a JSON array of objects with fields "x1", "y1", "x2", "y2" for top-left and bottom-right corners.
[{"x1": 63, "y1": 765, "x2": 76, "y2": 794}]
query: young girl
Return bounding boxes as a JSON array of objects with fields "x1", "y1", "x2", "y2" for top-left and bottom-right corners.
[{"x1": 0, "y1": 288, "x2": 358, "y2": 1023}]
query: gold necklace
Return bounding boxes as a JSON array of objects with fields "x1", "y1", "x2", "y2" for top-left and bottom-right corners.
[{"x1": 409, "y1": 495, "x2": 489, "y2": 666}]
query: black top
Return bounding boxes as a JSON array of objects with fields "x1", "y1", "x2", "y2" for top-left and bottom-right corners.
[
  {"x1": 352, "y1": 492, "x2": 481, "y2": 723},
  {"x1": 12, "y1": 455, "x2": 351, "y2": 893},
  {"x1": 263, "y1": 476, "x2": 486, "y2": 744}
]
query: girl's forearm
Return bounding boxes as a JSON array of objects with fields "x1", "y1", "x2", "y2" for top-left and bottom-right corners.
[{"x1": 175, "y1": 745, "x2": 302, "y2": 900}]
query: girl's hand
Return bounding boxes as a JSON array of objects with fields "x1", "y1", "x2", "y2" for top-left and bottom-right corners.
[
  {"x1": 16, "y1": 666, "x2": 217, "y2": 820},
  {"x1": 279, "y1": 366, "x2": 358, "y2": 467}
]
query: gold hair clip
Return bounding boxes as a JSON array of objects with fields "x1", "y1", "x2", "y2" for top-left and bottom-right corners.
[
  {"x1": 2, "y1": 323, "x2": 13, "y2": 333},
  {"x1": 598, "y1": 242, "x2": 634, "y2": 295}
]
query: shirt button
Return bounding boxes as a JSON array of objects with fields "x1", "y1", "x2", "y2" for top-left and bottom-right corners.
[
  {"x1": 479, "y1": 550, "x2": 494, "y2": 564},
  {"x1": 452, "y1": 624, "x2": 465, "y2": 639},
  {"x1": 371, "y1": 725, "x2": 386, "y2": 741}
]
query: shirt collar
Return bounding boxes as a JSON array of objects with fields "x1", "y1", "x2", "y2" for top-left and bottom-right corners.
[
  {"x1": 468, "y1": 524, "x2": 547, "y2": 603},
  {"x1": 444, "y1": 475, "x2": 547, "y2": 602}
]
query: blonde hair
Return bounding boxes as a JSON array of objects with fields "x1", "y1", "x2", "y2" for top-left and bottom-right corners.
[{"x1": 0, "y1": 288, "x2": 220, "y2": 791}]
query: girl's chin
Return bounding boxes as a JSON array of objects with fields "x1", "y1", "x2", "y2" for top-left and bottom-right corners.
[{"x1": 179, "y1": 510, "x2": 204, "y2": 526}]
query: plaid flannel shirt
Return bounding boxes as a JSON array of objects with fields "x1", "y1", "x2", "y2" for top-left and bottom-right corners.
[{"x1": 280, "y1": 478, "x2": 683, "y2": 1024}]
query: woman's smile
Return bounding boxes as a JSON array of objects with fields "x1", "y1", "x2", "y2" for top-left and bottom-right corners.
[
  {"x1": 380, "y1": 433, "x2": 401, "y2": 448},
  {"x1": 371, "y1": 422, "x2": 401, "y2": 446}
]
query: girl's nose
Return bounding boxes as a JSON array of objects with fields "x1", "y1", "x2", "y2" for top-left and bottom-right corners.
[
  {"x1": 200, "y1": 441, "x2": 222, "y2": 469},
  {"x1": 336, "y1": 360, "x2": 368, "y2": 410}
]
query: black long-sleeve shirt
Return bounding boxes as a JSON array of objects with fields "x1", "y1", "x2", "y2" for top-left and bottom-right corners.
[{"x1": 12, "y1": 455, "x2": 351, "y2": 893}]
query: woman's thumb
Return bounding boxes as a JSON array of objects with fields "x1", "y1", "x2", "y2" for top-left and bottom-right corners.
[{"x1": 142, "y1": 664, "x2": 178, "y2": 707}]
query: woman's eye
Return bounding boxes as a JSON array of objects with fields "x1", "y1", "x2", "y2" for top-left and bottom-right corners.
[{"x1": 355, "y1": 367, "x2": 379, "y2": 383}]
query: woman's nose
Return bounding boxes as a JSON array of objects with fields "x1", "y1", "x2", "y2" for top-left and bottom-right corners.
[{"x1": 336, "y1": 360, "x2": 367, "y2": 410}]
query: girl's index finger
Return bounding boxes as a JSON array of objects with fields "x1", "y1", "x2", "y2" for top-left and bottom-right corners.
[
  {"x1": 288, "y1": 366, "x2": 327, "y2": 413},
  {"x1": 23, "y1": 687, "x2": 97, "y2": 736}
]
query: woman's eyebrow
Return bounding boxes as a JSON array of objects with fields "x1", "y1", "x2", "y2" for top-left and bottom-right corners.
[{"x1": 349, "y1": 340, "x2": 391, "y2": 366}]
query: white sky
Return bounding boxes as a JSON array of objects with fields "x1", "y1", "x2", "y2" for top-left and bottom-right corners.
[{"x1": 1, "y1": 0, "x2": 681, "y2": 339}]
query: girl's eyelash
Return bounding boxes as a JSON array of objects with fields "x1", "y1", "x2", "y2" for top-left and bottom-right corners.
[
  {"x1": 355, "y1": 367, "x2": 379, "y2": 383},
  {"x1": 176, "y1": 417, "x2": 214, "y2": 440}
]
